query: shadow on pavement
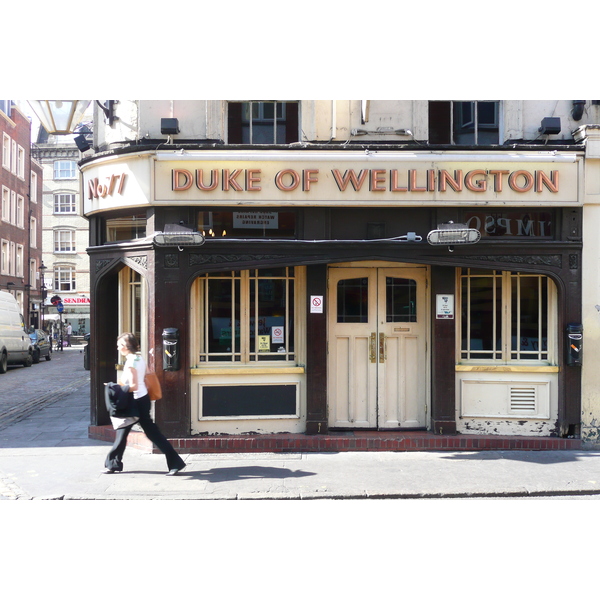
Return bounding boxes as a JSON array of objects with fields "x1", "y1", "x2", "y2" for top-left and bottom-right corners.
[{"x1": 440, "y1": 450, "x2": 600, "y2": 464}]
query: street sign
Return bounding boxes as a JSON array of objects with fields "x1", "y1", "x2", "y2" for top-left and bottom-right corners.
[{"x1": 57, "y1": 302, "x2": 64, "y2": 313}]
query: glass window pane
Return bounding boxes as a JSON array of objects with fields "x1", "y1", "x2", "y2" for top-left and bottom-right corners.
[
  {"x1": 337, "y1": 278, "x2": 368, "y2": 323},
  {"x1": 207, "y1": 278, "x2": 239, "y2": 359},
  {"x1": 386, "y1": 278, "x2": 417, "y2": 322}
]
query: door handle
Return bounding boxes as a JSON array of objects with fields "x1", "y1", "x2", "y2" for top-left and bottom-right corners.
[
  {"x1": 379, "y1": 332, "x2": 386, "y2": 363},
  {"x1": 369, "y1": 332, "x2": 376, "y2": 363}
]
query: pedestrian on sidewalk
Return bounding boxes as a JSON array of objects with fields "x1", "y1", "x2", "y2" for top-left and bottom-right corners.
[{"x1": 104, "y1": 332, "x2": 186, "y2": 476}]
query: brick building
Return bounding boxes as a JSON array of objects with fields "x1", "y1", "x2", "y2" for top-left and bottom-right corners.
[{"x1": 0, "y1": 100, "x2": 43, "y2": 326}]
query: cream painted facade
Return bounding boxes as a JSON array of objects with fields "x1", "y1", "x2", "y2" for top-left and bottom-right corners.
[{"x1": 79, "y1": 100, "x2": 600, "y2": 445}]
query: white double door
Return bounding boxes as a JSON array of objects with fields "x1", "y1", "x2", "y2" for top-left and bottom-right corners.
[{"x1": 328, "y1": 265, "x2": 428, "y2": 429}]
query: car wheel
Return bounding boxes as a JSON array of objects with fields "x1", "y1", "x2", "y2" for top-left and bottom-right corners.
[
  {"x1": 0, "y1": 352, "x2": 7, "y2": 374},
  {"x1": 33, "y1": 349, "x2": 40, "y2": 364},
  {"x1": 23, "y1": 353, "x2": 33, "y2": 367}
]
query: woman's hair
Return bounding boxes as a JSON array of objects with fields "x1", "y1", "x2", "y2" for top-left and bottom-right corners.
[{"x1": 117, "y1": 332, "x2": 140, "y2": 353}]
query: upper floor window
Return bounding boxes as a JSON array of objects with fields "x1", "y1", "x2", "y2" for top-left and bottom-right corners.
[
  {"x1": 429, "y1": 101, "x2": 499, "y2": 145},
  {"x1": 54, "y1": 229, "x2": 76, "y2": 253},
  {"x1": 2, "y1": 133, "x2": 10, "y2": 170},
  {"x1": 30, "y1": 172, "x2": 38, "y2": 203},
  {"x1": 17, "y1": 145, "x2": 25, "y2": 179},
  {"x1": 54, "y1": 193, "x2": 77, "y2": 213},
  {"x1": 54, "y1": 265, "x2": 76, "y2": 292},
  {"x1": 1, "y1": 186, "x2": 8, "y2": 222},
  {"x1": 54, "y1": 160, "x2": 77, "y2": 179},
  {"x1": 228, "y1": 101, "x2": 299, "y2": 144}
]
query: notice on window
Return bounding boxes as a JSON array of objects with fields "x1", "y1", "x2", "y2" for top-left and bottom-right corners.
[
  {"x1": 436, "y1": 294, "x2": 454, "y2": 319},
  {"x1": 271, "y1": 326, "x2": 284, "y2": 344},
  {"x1": 233, "y1": 212, "x2": 279, "y2": 229},
  {"x1": 258, "y1": 335, "x2": 271, "y2": 352}
]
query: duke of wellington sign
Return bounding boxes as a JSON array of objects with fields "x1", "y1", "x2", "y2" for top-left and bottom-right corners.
[{"x1": 82, "y1": 151, "x2": 582, "y2": 214}]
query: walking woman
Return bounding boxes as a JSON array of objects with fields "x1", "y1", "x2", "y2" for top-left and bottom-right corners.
[{"x1": 104, "y1": 332, "x2": 186, "y2": 476}]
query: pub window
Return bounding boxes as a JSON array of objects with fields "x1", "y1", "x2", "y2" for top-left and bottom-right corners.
[
  {"x1": 192, "y1": 267, "x2": 298, "y2": 365},
  {"x1": 459, "y1": 269, "x2": 555, "y2": 363},
  {"x1": 228, "y1": 101, "x2": 299, "y2": 144},
  {"x1": 464, "y1": 211, "x2": 553, "y2": 239},
  {"x1": 429, "y1": 101, "x2": 500, "y2": 145},
  {"x1": 197, "y1": 210, "x2": 296, "y2": 238},
  {"x1": 106, "y1": 214, "x2": 147, "y2": 242}
]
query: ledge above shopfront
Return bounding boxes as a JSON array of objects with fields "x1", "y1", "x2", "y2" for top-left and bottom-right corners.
[{"x1": 80, "y1": 149, "x2": 584, "y2": 216}]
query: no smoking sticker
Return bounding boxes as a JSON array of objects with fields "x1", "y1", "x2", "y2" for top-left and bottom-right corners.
[{"x1": 310, "y1": 295, "x2": 323, "y2": 313}]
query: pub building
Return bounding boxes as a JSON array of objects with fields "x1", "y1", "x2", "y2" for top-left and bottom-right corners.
[{"x1": 79, "y1": 100, "x2": 591, "y2": 451}]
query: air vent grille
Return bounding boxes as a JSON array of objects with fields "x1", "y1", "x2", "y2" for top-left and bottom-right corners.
[{"x1": 510, "y1": 386, "x2": 536, "y2": 412}]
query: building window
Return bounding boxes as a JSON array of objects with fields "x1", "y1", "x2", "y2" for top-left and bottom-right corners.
[
  {"x1": 2, "y1": 133, "x2": 10, "y2": 170},
  {"x1": 31, "y1": 171, "x2": 38, "y2": 203},
  {"x1": 53, "y1": 160, "x2": 77, "y2": 179},
  {"x1": 54, "y1": 229, "x2": 76, "y2": 253},
  {"x1": 54, "y1": 266, "x2": 76, "y2": 292},
  {"x1": 196, "y1": 210, "x2": 296, "y2": 239},
  {"x1": 105, "y1": 214, "x2": 147, "y2": 242},
  {"x1": 16, "y1": 245, "x2": 23, "y2": 277},
  {"x1": 54, "y1": 193, "x2": 77, "y2": 213},
  {"x1": 16, "y1": 195, "x2": 24, "y2": 228},
  {"x1": 1, "y1": 186, "x2": 8, "y2": 222},
  {"x1": 11, "y1": 140, "x2": 17, "y2": 174},
  {"x1": 459, "y1": 269, "x2": 555, "y2": 363},
  {"x1": 17, "y1": 145, "x2": 25, "y2": 179},
  {"x1": 193, "y1": 267, "x2": 297, "y2": 364},
  {"x1": 429, "y1": 101, "x2": 500, "y2": 145},
  {"x1": 30, "y1": 216, "x2": 37, "y2": 248},
  {"x1": 1, "y1": 240, "x2": 8, "y2": 274},
  {"x1": 228, "y1": 101, "x2": 299, "y2": 144}
]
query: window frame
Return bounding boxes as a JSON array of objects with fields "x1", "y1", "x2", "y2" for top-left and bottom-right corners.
[
  {"x1": 54, "y1": 265, "x2": 77, "y2": 292},
  {"x1": 458, "y1": 268, "x2": 556, "y2": 365},
  {"x1": 53, "y1": 193, "x2": 77, "y2": 214},
  {"x1": 53, "y1": 228, "x2": 77, "y2": 253},
  {"x1": 228, "y1": 101, "x2": 299, "y2": 144},
  {"x1": 191, "y1": 267, "x2": 303, "y2": 367},
  {"x1": 429, "y1": 100, "x2": 501, "y2": 145},
  {"x1": 2, "y1": 133, "x2": 10, "y2": 170},
  {"x1": 53, "y1": 160, "x2": 77, "y2": 180}
]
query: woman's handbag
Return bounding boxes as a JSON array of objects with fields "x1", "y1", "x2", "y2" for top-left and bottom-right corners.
[{"x1": 144, "y1": 372, "x2": 162, "y2": 401}]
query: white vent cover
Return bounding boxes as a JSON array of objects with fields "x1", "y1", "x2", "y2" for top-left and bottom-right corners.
[{"x1": 510, "y1": 386, "x2": 537, "y2": 412}]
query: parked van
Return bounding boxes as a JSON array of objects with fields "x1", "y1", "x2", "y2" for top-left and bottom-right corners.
[{"x1": 0, "y1": 290, "x2": 33, "y2": 373}]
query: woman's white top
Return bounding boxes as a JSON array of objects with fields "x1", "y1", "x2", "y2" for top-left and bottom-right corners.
[{"x1": 123, "y1": 353, "x2": 148, "y2": 399}]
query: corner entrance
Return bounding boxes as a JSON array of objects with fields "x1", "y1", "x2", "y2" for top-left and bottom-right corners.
[{"x1": 328, "y1": 264, "x2": 429, "y2": 429}]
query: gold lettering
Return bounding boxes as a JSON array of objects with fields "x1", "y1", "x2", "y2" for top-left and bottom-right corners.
[
  {"x1": 331, "y1": 169, "x2": 369, "y2": 191},
  {"x1": 303, "y1": 169, "x2": 319, "y2": 191},
  {"x1": 370, "y1": 169, "x2": 386, "y2": 191},
  {"x1": 196, "y1": 169, "x2": 219, "y2": 191},
  {"x1": 488, "y1": 170, "x2": 510, "y2": 192},
  {"x1": 465, "y1": 170, "x2": 487, "y2": 192},
  {"x1": 509, "y1": 170, "x2": 534, "y2": 192},
  {"x1": 390, "y1": 169, "x2": 407, "y2": 192},
  {"x1": 409, "y1": 169, "x2": 427, "y2": 192},
  {"x1": 536, "y1": 170, "x2": 559, "y2": 193},
  {"x1": 439, "y1": 170, "x2": 462, "y2": 192},
  {"x1": 275, "y1": 169, "x2": 300, "y2": 191},
  {"x1": 172, "y1": 169, "x2": 193, "y2": 191},
  {"x1": 246, "y1": 169, "x2": 262, "y2": 191},
  {"x1": 223, "y1": 169, "x2": 244, "y2": 192}
]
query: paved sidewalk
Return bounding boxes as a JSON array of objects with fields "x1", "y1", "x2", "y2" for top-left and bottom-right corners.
[{"x1": 2, "y1": 347, "x2": 600, "y2": 500}]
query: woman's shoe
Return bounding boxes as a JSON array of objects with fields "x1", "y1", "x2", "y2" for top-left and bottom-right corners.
[
  {"x1": 103, "y1": 468, "x2": 121, "y2": 474},
  {"x1": 166, "y1": 464, "x2": 186, "y2": 476}
]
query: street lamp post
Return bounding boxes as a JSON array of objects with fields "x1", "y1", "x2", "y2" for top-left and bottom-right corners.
[{"x1": 39, "y1": 262, "x2": 47, "y2": 332}]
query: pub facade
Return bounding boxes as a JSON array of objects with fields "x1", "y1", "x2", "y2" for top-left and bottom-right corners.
[{"x1": 80, "y1": 100, "x2": 600, "y2": 448}]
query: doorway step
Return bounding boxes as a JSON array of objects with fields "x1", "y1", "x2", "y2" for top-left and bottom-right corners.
[{"x1": 89, "y1": 425, "x2": 581, "y2": 453}]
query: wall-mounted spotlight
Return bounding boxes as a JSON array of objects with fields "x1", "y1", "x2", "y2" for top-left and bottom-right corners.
[
  {"x1": 538, "y1": 117, "x2": 561, "y2": 135},
  {"x1": 153, "y1": 231, "x2": 205, "y2": 247},
  {"x1": 161, "y1": 118, "x2": 180, "y2": 135},
  {"x1": 74, "y1": 134, "x2": 91, "y2": 152},
  {"x1": 427, "y1": 222, "x2": 481, "y2": 252}
]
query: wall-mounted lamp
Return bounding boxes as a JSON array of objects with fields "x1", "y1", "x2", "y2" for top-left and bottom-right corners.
[
  {"x1": 153, "y1": 231, "x2": 205, "y2": 247},
  {"x1": 427, "y1": 222, "x2": 481, "y2": 252},
  {"x1": 538, "y1": 117, "x2": 561, "y2": 135},
  {"x1": 96, "y1": 101, "x2": 118, "y2": 126}
]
